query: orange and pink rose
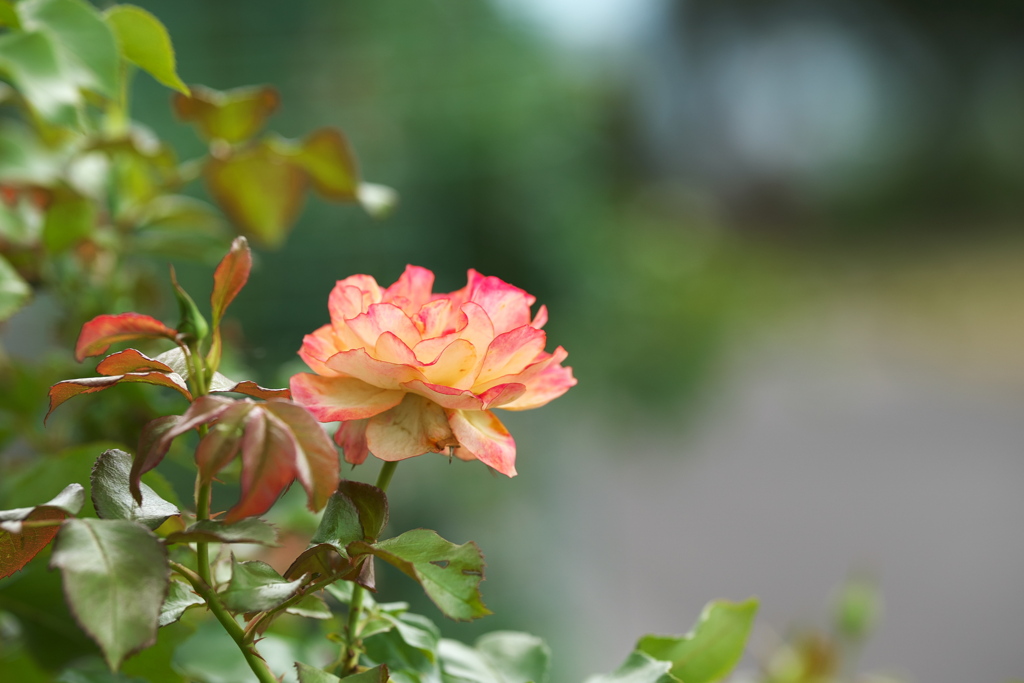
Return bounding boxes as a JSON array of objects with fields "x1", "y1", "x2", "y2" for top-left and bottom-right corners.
[{"x1": 290, "y1": 266, "x2": 576, "y2": 476}]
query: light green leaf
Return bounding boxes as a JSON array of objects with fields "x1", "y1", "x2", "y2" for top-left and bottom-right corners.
[
  {"x1": 440, "y1": 631, "x2": 551, "y2": 683},
  {"x1": 295, "y1": 662, "x2": 343, "y2": 683},
  {"x1": 158, "y1": 579, "x2": 203, "y2": 627},
  {"x1": 636, "y1": 598, "x2": 758, "y2": 683},
  {"x1": 172, "y1": 84, "x2": 279, "y2": 144},
  {"x1": 50, "y1": 518, "x2": 169, "y2": 670},
  {"x1": 0, "y1": 1, "x2": 20, "y2": 29},
  {"x1": 103, "y1": 5, "x2": 188, "y2": 95},
  {"x1": 90, "y1": 449, "x2": 179, "y2": 530},
  {"x1": 350, "y1": 529, "x2": 490, "y2": 621},
  {"x1": 363, "y1": 611, "x2": 440, "y2": 675},
  {"x1": 0, "y1": 30, "x2": 79, "y2": 125},
  {"x1": 269, "y1": 128, "x2": 360, "y2": 201},
  {"x1": 583, "y1": 652, "x2": 681, "y2": 683},
  {"x1": 285, "y1": 593, "x2": 331, "y2": 620},
  {"x1": 20, "y1": 0, "x2": 120, "y2": 99},
  {"x1": 0, "y1": 120, "x2": 63, "y2": 185},
  {"x1": 339, "y1": 665, "x2": 389, "y2": 682},
  {"x1": 221, "y1": 559, "x2": 304, "y2": 613},
  {"x1": 0, "y1": 252, "x2": 31, "y2": 322}
]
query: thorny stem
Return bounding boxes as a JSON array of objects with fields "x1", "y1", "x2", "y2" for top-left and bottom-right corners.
[
  {"x1": 242, "y1": 573, "x2": 338, "y2": 643},
  {"x1": 170, "y1": 562, "x2": 279, "y2": 683},
  {"x1": 340, "y1": 460, "x2": 398, "y2": 675}
]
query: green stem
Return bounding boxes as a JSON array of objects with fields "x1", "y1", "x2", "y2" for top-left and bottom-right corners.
[
  {"x1": 340, "y1": 460, "x2": 398, "y2": 675},
  {"x1": 195, "y1": 478, "x2": 212, "y2": 586},
  {"x1": 242, "y1": 573, "x2": 337, "y2": 643},
  {"x1": 170, "y1": 563, "x2": 279, "y2": 683}
]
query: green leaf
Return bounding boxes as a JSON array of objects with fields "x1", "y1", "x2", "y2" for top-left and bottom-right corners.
[
  {"x1": 90, "y1": 449, "x2": 179, "y2": 530},
  {"x1": 0, "y1": 1, "x2": 20, "y2": 29},
  {"x1": 165, "y1": 518, "x2": 278, "y2": 545},
  {"x1": 583, "y1": 652, "x2": 681, "y2": 683},
  {"x1": 0, "y1": 483, "x2": 84, "y2": 579},
  {"x1": 0, "y1": 120, "x2": 63, "y2": 186},
  {"x1": 635, "y1": 599, "x2": 758, "y2": 683},
  {"x1": 19, "y1": 0, "x2": 120, "y2": 99},
  {"x1": 285, "y1": 481, "x2": 387, "y2": 582},
  {"x1": 340, "y1": 665, "x2": 389, "y2": 682},
  {"x1": 363, "y1": 611, "x2": 440, "y2": 675},
  {"x1": 42, "y1": 192, "x2": 94, "y2": 252},
  {"x1": 158, "y1": 579, "x2": 202, "y2": 627},
  {"x1": 295, "y1": 662, "x2": 343, "y2": 683},
  {"x1": 285, "y1": 593, "x2": 331, "y2": 619},
  {"x1": 833, "y1": 576, "x2": 881, "y2": 641},
  {"x1": 0, "y1": 30, "x2": 79, "y2": 126},
  {"x1": 438, "y1": 631, "x2": 551, "y2": 683},
  {"x1": 221, "y1": 559, "x2": 304, "y2": 613},
  {"x1": 103, "y1": 5, "x2": 188, "y2": 95},
  {"x1": 50, "y1": 518, "x2": 169, "y2": 670},
  {"x1": 0, "y1": 252, "x2": 31, "y2": 323},
  {"x1": 172, "y1": 84, "x2": 280, "y2": 144},
  {"x1": 203, "y1": 142, "x2": 307, "y2": 249},
  {"x1": 350, "y1": 529, "x2": 490, "y2": 621},
  {"x1": 169, "y1": 266, "x2": 209, "y2": 344}
]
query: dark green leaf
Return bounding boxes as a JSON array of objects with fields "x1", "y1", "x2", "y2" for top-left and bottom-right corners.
[
  {"x1": 0, "y1": 483, "x2": 84, "y2": 579},
  {"x1": 0, "y1": 30, "x2": 78, "y2": 125},
  {"x1": 635, "y1": 598, "x2": 758, "y2": 683},
  {"x1": 285, "y1": 481, "x2": 387, "y2": 582},
  {"x1": 51, "y1": 518, "x2": 169, "y2": 670},
  {"x1": 165, "y1": 518, "x2": 277, "y2": 545},
  {"x1": 20, "y1": 0, "x2": 120, "y2": 99},
  {"x1": 583, "y1": 652, "x2": 681, "y2": 683},
  {"x1": 55, "y1": 657, "x2": 149, "y2": 682},
  {"x1": 350, "y1": 530, "x2": 489, "y2": 621},
  {"x1": 91, "y1": 449, "x2": 179, "y2": 530},
  {"x1": 103, "y1": 5, "x2": 188, "y2": 95},
  {"x1": 0, "y1": 252, "x2": 31, "y2": 322},
  {"x1": 221, "y1": 559, "x2": 303, "y2": 613},
  {"x1": 158, "y1": 579, "x2": 202, "y2": 627}
]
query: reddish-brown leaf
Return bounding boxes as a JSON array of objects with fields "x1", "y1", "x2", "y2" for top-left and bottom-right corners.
[
  {"x1": 0, "y1": 507, "x2": 67, "y2": 579},
  {"x1": 130, "y1": 396, "x2": 234, "y2": 502},
  {"x1": 96, "y1": 349, "x2": 174, "y2": 376},
  {"x1": 46, "y1": 372, "x2": 191, "y2": 422},
  {"x1": 209, "y1": 373, "x2": 291, "y2": 400},
  {"x1": 210, "y1": 236, "x2": 251, "y2": 326},
  {"x1": 75, "y1": 313, "x2": 178, "y2": 362},
  {"x1": 195, "y1": 402, "x2": 254, "y2": 483},
  {"x1": 263, "y1": 401, "x2": 338, "y2": 513}
]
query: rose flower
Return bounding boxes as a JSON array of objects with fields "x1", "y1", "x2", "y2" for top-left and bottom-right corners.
[{"x1": 290, "y1": 266, "x2": 576, "y2": 476}]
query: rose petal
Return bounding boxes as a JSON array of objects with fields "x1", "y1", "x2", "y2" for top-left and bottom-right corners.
[
  {"x1": 476, "y1": 325, "x2": 546, "y2": 386},
  {"x1": 464, "y1": 270, "x2": 535, "y2": 335},
  {"x1": 420, "y1": 338, "x2": 478, "y2": 389},
  {"x1": 446, "y1": 409, "x2": 517, "y2": 477},
  {"x1": 478, "y1": 382, "x2": 527, "y2": 409},
  {"x1": 413, "y1": 298, "x2": 457, "y2": 339},
  {"x1": 499, "y1": 347, "x2": 577, "y2": 411},
  {"x1": 374, "y1": 331, "x2": 418, "y2": 366},
  {"x1": 335, "y1": 419, "x2": 370, "y2": 465},
  {"x1": 402, "y1": 379, "x2": 483, "y2": 411},
  {"x1": 324, "y1": 348, "x2": 424, "y2": 390},
  {"x1": 365, "y1": 394, "x2": 457, "y2": 461},
  {"x1": 347, "y1": 303, "x2": 421, "y2": 349},
  {"x1": 383, "y1": 265, "x2": 434, "y2": 315},
  {"x1": 531, "y1": 304, "x2": 548, "y2": 329},
  {"x1": 298, "y1": 325, "x2": 344, "y2": 376},
  {"x1": 290, "y1": 373, "x2": 405, "y2": 421}
]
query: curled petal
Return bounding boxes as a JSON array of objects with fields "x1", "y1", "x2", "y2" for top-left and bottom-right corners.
[
  {"x1": 447, "y1": 409, "x2": 517, "y2": 477},
  {"x1": 531, "y1": 304, "x2": 548, "y2": 329},
  {"x1": 366, "y1": 394, "x2": 457, "y2": 461},
  {"x1": 347, "y1": 303, "x2": 421, "y2": 350},
  {"x1": 420, "y1": 338, "x2": 478, "y2": 389},
  {"x1": 414, "y1": 298, "x2": 456, "y2": 339},
  {"x1": 329, "y1": 277, "x2": 382, "y2": 320},
  {"x1": 478, "y1": 382, "x2": 527, "y2": 409},
  {"x1": 476, "y1": 325, "x2": 546, "y2": 386},
  {"x1": 499, "y1": 347, "x2": 577, "y2": 411},
  {"x1": 290, "y1": 373, "x2": 405, "y2": 421},
  {"x1": 299, "y1": 324, "x2": 345, "y2": 376},
  {"x1": 464, "y1": 270, "x2": 535, "y2": 334},
  {"x1": 374, "y1": 331, "x2": 418, "y2": 366},
  {"x1": 325, "y1": 348, "x2": 424, "y2": 390},
  {"x1": 335, "y1": 419, "x2": 370, "y2": 465},
  {"x1": 402, "y1": 379, "x2": 483, "y2": 411},
  {"x1": 383, "y1": 265, "x2": 434, "y2": 315}
]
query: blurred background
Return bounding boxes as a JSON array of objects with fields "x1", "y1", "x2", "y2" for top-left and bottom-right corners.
[{"x1": 15, "y1": 0, "x2": 1024, "y2": 680}]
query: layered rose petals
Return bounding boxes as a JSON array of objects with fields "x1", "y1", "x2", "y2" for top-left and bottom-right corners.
[{"x1": 290, "y1": 266, "x2": 576, "y2": 476}]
